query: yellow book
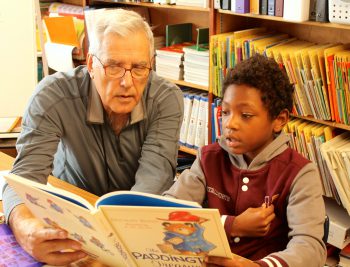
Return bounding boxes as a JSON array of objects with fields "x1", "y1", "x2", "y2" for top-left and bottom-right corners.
[
  {"x1": 5, "y1": 173, "x2": 233, "y2": 267},
  {"x1": 264, "y1": 38, "x2": 297, "y2": 59},
  {"x1": 323, "y1": 126, "x2": 335, "y2": 142},
  {"x1": 252, "y1": 34, "x2": 289, "y2": 55},
  {"x1": 250, "y1": 0, "x2": 260, "y2": 14}
]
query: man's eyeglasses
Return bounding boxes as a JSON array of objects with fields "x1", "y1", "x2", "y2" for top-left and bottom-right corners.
[{"x1": 93, "y1": 55, "x2": 151, "y2": 80}]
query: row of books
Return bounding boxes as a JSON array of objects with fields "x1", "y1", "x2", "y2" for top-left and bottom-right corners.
[
  {"x1": 282, "y1": 118, "x2": 350, "y2": 218},
  {"x1": 210, "y1": 27, "x2": 350, "y2": 125},
  {"x1": 217, "y1": 0, "x2": 343, "y2": 24},
  {"x1": 179, "y1": 89, "x2": 209, "y2": 149}
]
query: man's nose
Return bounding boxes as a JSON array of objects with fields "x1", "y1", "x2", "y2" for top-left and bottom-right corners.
[{"x1": 120, "y1": 70, "x2": 133, "y2": 87}]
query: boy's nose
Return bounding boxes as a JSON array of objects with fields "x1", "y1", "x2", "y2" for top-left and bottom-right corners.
[{"x1": 225, "y1": 116, "x2": 239, "y2": 130}]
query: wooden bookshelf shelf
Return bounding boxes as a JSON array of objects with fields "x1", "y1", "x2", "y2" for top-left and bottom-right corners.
[
  {"x1": 218, "y1": 10, "x2": 350, "y2": 30},
  {"x1": 168, "y1": 79, "x2": 208, "y2": 91},
  {"x1": 291, "y1": 115, "x2": 350, "y2": 131},
  {"x1": 179, "y1": 145, "x2": 197, "y2": 156},
  {"x1": 93, "y1": 0, "x2": 209, "y2": 12}
]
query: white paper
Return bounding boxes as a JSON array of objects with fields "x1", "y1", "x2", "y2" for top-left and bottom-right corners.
[
  {"x1": 45, "y1": 42, "x2": 75, "y2": 72},
  {"x1": 0, "y1": 170, "x2": 10, "y2": 200}
]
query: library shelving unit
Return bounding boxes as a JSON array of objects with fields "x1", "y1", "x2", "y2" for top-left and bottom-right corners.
[{"x1": 90, "y1": 0, "x2": 214, "y2": 156}]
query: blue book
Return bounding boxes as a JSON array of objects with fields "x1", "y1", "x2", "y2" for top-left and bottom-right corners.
[
  {"x1": 235, "y1": 0, "x2": 250, "y2": 13},
  {"x1": 268, "y1": 0, "x2": 275, "y2": 15}
]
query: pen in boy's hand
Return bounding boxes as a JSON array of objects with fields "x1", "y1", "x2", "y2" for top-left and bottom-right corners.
[
  {"x1": 264, "y1": 196, "x2": 270, "y2": 208},
  {"x1": 264, "y1": 194, "x2": 279, "y2": 208}
]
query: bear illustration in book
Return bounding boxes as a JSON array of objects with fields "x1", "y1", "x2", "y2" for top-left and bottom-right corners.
[{"x1": 157, "y1": 211, "x2": 216, "y2": 256}]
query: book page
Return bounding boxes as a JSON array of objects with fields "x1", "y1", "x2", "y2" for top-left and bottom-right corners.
[
  {"x1": 100, "y1": 206, "x2": 232, "y2": 267},
  {"x1": 5, "y1": 174, "x2": 132, "y2": 267}
]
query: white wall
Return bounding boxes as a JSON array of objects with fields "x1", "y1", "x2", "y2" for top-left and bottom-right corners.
[{"x1": 0, "y1": 0, "x2": 37, "y2": 117}]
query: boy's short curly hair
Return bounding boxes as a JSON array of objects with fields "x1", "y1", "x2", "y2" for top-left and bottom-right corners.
[{"x1": 222, "y1": 54, "x2": 294, "y2": 119}]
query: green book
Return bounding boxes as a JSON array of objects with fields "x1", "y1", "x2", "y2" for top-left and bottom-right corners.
[{"x1": 166, "y1": 23, "x2": 192, "y2": 46}]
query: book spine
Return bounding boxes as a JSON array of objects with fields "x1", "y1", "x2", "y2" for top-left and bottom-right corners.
[
  {"x1": 186, "y1": 94, "x2": 201, "y2": 148},
  {"x1": 275, "y1": 0, "x2": 283, "y2": 17},
  {"x1": 180, "y1": 94, "x2": 194, "y2": 145},
  {"x1": 260, "y1": 0, "x2": 268, "y2": 14},
  {"x1": 194, "y1": 95, "x2": 208, "y2": 149},
  {"x1": 267, "y1": 0, "x2": 275, "y2": 16}
]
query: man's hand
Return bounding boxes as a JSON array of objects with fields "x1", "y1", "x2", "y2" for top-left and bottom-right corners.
[
  {"x1": 9, "y1": 204, "x2": 87, "y2": 265},
  {"x1": 204, "y1": 254, "x2": 260, "y2": 267},
  {"x1": 231, "y1": 204, "x2": 275, "y2": 237}
]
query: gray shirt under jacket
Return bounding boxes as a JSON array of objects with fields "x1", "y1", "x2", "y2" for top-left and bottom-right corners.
[{"x1": 3, "y1": 66, "x2": 184, "y2": 221}]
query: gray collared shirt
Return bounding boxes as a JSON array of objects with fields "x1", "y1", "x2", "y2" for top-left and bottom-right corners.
[{"x1": 3, "y1": 66, "x2": 183, "y2": 221}]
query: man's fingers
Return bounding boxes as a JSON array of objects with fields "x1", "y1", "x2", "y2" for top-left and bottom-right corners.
[
  {"x1": 33, "y1": 228, "x2": 68, "y2": 243},
  {"x1": 40, "y1": 250, "x2": 87, "y2": 266}
]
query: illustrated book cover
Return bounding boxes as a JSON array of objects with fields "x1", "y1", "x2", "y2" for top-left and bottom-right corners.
[{"x1": 5, "y1": 174, "x2": 233, "y2": 267}]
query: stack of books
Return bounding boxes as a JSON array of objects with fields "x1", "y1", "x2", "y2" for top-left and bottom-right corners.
[
  {"x1": 155, "y1": 42, "x2": 194, "y2": 80},
  {"x1": 183, "y1": 44, "x2": 210, "y2": 87}
]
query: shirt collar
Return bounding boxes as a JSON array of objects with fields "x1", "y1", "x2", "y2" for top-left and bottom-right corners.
[{"x1": 86, "y1": 77, "x2": 147, "y2": 125}]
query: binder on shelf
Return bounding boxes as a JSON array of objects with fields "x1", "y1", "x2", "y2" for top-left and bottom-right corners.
[
  {"x1": 267, "y1": 0, "x2": 275, "y2": 16},
  {"x1": 231, "y1": 0, "x2": 237, "y2": 11},
  {"x1": 260, "y1": 0, "x2": 268, "y2": 14},
  {"x1": 309, "y1": 0, "x2": 317, "y2": 20},
  {"x1": 166, "y1": 23, "x2": 193, "y2": 47},
  {"x1": 179, "y1": 91, "x2": 195, "y2": 146},
  {"x1": 186, "y1": 94, "x2": 201, "y2": 148},
  {"x1": 250, "y1": 0, "x2": 260, "y2": 14},
  {"x1": 221, "y1": 0, "x2": 231, "y2": 10},
  {"x1": 275, "y1": 0, "x2": 283, "y2": 17},
  {"x1": 315, "y1": 0, "x2": 329, "y2": 22},
  {"x1": 194, "y1": 94, "x2": 209, "y2": 149},
  {"x1": 236, "y1": 0, "x2": 250, "y2": 13}
]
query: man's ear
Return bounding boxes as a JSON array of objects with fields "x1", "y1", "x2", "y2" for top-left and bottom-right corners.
[
  {"x1": 150, "y1": 55, "x2": 155, "y2": 69},
  {"x1": 273, "y1": 109, "x2": 290, "y2": 133},
  {"x1": 87, "y1": 53, "x2": 94, "y2": 73}
]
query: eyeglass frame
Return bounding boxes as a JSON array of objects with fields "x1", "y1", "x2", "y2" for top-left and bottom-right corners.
[{"x1": 92, "y1": 54, "x2": 152, "y2": 80}]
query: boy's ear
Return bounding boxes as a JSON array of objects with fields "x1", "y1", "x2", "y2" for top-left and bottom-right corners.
[{"x1": 273, "y1": 109, "x2": 290, "y2": 133}]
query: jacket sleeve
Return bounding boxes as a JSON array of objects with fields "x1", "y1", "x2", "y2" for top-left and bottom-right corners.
[
  {"x1": 131, "y1": 80, "x2": 184, "y2": 194},
  {"x1": 3, "y1": 79, "x2": 63, "y2": 222},
  {"x1": 255, "y1": 162, "x2": 327, "y2": 267},
  {"x1": 162, "y1": 150, "x2": 206, "y2": 205}
]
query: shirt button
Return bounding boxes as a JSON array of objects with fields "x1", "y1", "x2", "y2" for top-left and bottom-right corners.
[
  {"x1": 234, "y1": 237, "x2": 240, "y2": 243},
  {"x1": 242, "y1": 177, "x2": 249, "y2": 184},
  {"x1": 241, "y1": 185, "x2": 248, "y2": 191}
]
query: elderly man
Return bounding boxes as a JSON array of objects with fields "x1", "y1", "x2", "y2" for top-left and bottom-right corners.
[{"x1": 3, "y1": 9, "x2": 183, "y2": 265}]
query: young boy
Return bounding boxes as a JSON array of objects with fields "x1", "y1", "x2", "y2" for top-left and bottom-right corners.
[{"x1": 163, "y1": 54, "x2": 326, "y2": 267}]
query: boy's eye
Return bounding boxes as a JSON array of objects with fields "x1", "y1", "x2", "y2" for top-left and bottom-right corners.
[
  {"x1": 241, "y1": 113, "x2": 253, "y2": 119},
  {"x1": 221, "y1": 110, "x2": 229, "y2": 116}
]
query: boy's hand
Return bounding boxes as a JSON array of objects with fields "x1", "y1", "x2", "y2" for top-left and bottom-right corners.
[
  {"x1": 203, "y1": 254, "x2": 260, "y2": 267},
  {"x1": 9, "y1": 204, "x2": 87, "y2": 265},
  {"x1": 230, "y1": 204, "x2": 275, "y2": 237}
]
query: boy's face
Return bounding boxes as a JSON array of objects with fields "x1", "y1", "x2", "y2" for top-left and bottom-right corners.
[{"x1": 221, "y1": 84, "x2": 286, "y2": 162}]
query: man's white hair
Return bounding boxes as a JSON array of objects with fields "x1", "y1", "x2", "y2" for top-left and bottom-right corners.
[{"x1": 88, "y1": 9, "x2": 154, "y2": 58}]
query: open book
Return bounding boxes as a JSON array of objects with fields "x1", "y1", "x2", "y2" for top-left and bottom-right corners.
[{"x1": 5, "y1": 174, "x2": 233, "y2": 267}]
